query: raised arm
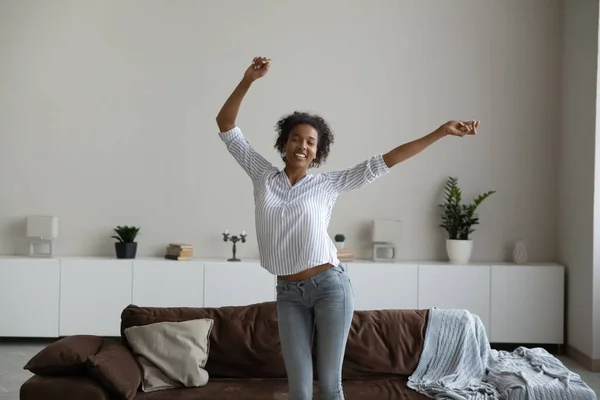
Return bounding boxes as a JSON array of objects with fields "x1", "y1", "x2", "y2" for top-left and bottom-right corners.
[
  {"x1": 382, "y1": 120, "x2": 479, "y2": 168},
  {"x1": 324, "y1": 154, "x2": 389, "y2": 193},
  {"x1": 216, "y1": 56, "x2": 271, "y2": 131},
  {"x1": 326, "y1": 120, "x2": 479, "y2": 193},
  {"x1": 216, "y1": 57, "x2": 275, "y2": 181}
]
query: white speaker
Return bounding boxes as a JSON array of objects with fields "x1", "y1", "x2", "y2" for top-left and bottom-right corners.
[{"x1": 371, "y1": 219, "x2": 401, "y2": 261}]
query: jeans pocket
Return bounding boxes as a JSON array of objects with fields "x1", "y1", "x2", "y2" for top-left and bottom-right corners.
[
  {"x1": 317, "y1": 272, "x2": 343, "y2": 291},
  {"x1": 276, "y1": 282, "x2": 290, "y2": 297}
]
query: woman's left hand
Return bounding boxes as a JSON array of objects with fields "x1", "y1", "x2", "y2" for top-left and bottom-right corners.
[{"x1": 437, "y1": 120, "x2": 479, "y2": 137}]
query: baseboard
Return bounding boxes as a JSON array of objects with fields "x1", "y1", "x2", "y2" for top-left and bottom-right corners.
[
  {"x1": 491, "y1": 342, "x2": 563, "y2": 354},
  {"x1": 566, "y1": 345, "x2": 600, "y2": 372}
]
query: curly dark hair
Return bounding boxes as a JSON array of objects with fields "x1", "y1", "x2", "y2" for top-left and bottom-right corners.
[{"x1": 274, "y1": 111, "x2": 334, "y2": 168}]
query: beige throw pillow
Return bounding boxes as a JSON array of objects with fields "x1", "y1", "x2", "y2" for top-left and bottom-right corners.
[{"x1": 124, "y1": 318, "x2": 214, "y2": 392}]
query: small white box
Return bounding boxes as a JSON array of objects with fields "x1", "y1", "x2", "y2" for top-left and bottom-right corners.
[
  {"x1": 26, "y1": 216, "x2": 59, "y2": 257},
  {"x1": 26, "y1": 216, "x2": 59, "y2": 239},
  {"x1": 372, "y1": 219, "x2": 401, "y2": 243}
]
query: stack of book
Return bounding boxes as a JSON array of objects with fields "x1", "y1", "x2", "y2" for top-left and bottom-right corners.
[
  {"x1": 165, "y1": 243, "x2": 194, "y2": 261},
  {"x1": 337, "y1": 248, "x2": 355, "y2": 262}
]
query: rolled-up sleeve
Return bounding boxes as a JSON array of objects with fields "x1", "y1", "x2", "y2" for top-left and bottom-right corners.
[
  {"x1": 219, "y1": 126, "x2": 274, "y2": 181},
  {"x1": 325, "y1": 154, "x2": 390, "y2": 193}
]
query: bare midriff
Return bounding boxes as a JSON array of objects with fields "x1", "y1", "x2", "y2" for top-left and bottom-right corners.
[{"x1": 277, "y1": 262, "x2": 333, "y2": 282}]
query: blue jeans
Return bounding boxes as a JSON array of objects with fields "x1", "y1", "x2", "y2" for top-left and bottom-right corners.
[{"x1": 276, "y1": 264, "x2": 354, "y2": 400}]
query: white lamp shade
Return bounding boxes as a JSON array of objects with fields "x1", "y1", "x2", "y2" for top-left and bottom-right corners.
[
  {"x1": 26, "y1": 216, "x2": 59, "y2": 239},
  {"x1": 372, "y1": 219, "x2": 401, "y2": 243}
]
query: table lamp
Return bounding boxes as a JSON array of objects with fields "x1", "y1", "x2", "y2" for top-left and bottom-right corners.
[{"x1": 26, "y1": 216, "x2": 59, "y2": 257}]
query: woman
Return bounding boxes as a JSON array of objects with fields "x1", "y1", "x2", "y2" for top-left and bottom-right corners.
[{"x1": 216, "y1": 56, "x2": 478, "y2": 400}]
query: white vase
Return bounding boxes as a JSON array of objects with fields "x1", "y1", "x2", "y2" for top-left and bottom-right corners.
[
  {"x1": 335, "y1": 242, "x2": 345, "y2": 250},
  {"x1": 513, "y1": 239, "x2": 528, "y2": 264},
  {"x1": 446, "y1": 239, "x2": 473, "y2": 264}
]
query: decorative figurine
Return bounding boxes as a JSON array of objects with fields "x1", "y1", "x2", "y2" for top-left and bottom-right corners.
[{"x1": 222, "y1": 229, "x2": 247, "y2": 262}]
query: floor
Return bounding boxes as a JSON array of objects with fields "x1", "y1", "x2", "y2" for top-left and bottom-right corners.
[
  {"x1": 1, "y1": 341, "x2": 600, "y2": 400},
  {"x1": 1, "y1": 341, "x2": 46, "y2": 400}
]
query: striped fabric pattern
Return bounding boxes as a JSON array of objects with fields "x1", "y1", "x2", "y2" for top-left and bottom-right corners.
[
  {"x1": 219, "y1": 126, "x2": 390, "y2": 276},
  {"x1": 408, "y1": 308, "x2": 498, "y2": 399},
  {"x1": 408, "y1": 308, "x2": 596, "y2": 399}
]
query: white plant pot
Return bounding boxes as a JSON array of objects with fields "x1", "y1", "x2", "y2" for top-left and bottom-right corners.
[
  {"x1": 335, "y1": 242, "x2": 345, "y2": 250},
  {"x1": 446, "y1": 239, "x2": 473, "y2": 264}
]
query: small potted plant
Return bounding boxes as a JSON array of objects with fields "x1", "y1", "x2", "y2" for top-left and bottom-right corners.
[
  {"x1": 334, "y1": 234, "x2": 345, "y2": 249},
  {"x1": 112, "y1": 225, "x2": 140, "y2": 259},
  {"x1": 439, "y1": 177, "x2": 495, "y2": 263}
]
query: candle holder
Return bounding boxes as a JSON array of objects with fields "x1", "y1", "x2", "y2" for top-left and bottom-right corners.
[{"x1": 222, "y1": 229, "x2": 247, "y2": 262}]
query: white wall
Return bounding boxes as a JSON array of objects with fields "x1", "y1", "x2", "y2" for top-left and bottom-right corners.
[
  {"x1": 559, "y1": 0, "x2": 599, "y2": 360},
  {"x1": 0, "y1": 0, "x2": 562, "y2": 263}
]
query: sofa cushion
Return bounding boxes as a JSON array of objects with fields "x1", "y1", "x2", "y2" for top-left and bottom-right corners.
[
  {"x1": 23, "y1": 335, "x2": 104, "y2": 376},
  {"x1": 124, "y1": 318, "x2": 214, "y2": 392},
  {"x1": 343, "y1": 309, "x2": 429, "y2": 379},
  {"x1": 86, "y1": 339, "x2": 142, "y2": 400},
  {"x1": 121, "y1": 302, "x2": 286, "y2": 379}
]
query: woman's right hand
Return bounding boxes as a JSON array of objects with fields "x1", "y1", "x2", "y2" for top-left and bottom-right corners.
[{"x1": 243, "y1": 56, "x2": 271, "y2": 82}]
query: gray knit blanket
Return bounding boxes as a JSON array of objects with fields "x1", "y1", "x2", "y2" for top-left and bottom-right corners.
[{"x1": 408, "y1": 308, "x2": 596, "y2": 400}]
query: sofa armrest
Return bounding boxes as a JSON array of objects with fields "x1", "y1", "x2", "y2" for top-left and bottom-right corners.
[
  {"x1": 86, "y1": 338, "x2": 142, "y2": 400},
  {"x1": 20, "y1": 375, "x2": 110, "y2": 400}
]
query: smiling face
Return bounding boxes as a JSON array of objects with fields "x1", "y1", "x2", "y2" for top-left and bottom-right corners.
[{"x1": 284, "y1": 124, "x2": 318, "y2": 170}]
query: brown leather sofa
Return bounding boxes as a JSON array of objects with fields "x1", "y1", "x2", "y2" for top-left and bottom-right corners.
[{"x1": 20, "y1": 302, "x2": 430, "y2": 400}]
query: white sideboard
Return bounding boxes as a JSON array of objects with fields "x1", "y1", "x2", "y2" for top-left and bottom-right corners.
[
  {"x1": 0, "y1": 257, "x2": 564, "y2": 345},
  {"x1": 418, "y1": 264, "x2": 492, "y2": 334},
  {"x1": 0, "y1": 258, "x2": 60, "y2": 337}
]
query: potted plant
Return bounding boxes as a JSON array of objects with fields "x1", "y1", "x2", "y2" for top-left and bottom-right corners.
[
  {"x1": 112, "y1": 225, "x2": 140, "y2": 259},
  {"x1": 439, "y1": 177, "x2": 495, "y2": 263},
  {"x1": 334, "y1": 234, "x2": 345, "y2": 249}
]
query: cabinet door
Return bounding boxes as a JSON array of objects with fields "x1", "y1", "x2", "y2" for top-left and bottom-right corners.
[
  {"x1": 346, "y1": 262, "x2": 418, "y2": 310},
  {"x1": 132, "y1": 260, "x2": 204, "y2": 307},
  {"x1": 0, "y1": 258, "x2": 60, "y2": 337},
  {"x1": 490, "y1": 265, "x2": 564, "y2": 343},
  {"x1": 204, "y1": 262, "x2": 275, "y2": 307},
  {"x1": 418, "y1": 264, "x2": 491, "y2": 335},
  {"x1": 60, "y1": 259, "x2": 133, "y2": 336}
]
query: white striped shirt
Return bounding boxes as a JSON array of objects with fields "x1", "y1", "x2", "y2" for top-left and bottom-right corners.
[{"x1": 219, "y1": 126, "x2": 390, "y2": 276}]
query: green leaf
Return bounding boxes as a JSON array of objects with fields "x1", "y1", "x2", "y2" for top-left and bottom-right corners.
[
  {"x1": 438, "y1": 177, "x2": 495, "y2": 240},
  {"x1": 112, "y1": 225, "x2": 140, "y2": 243}
]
